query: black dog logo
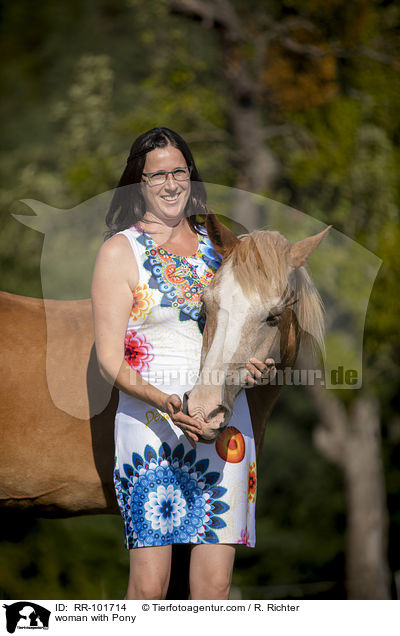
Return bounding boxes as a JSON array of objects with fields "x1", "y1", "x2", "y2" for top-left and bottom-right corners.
[{"x1": 3, "y1": 602, "x2": 50, "y2": 633}]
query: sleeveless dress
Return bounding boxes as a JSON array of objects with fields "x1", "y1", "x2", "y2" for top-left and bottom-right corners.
[{"x1": 113, "y1": 224, "x2": 257, "y2": 549}]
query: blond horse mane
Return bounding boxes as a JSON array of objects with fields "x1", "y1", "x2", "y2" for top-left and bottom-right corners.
[{"x1": 227, "y1": 230, "x2": 325, "y2": 361}]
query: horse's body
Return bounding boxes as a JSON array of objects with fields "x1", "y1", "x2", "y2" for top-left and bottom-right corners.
[
  {"x1": 0, "y1": 290, "x2": 286, "y2": 516},
  {"x1": 0, "y1": 213, "x2": 328, "y2": 516},
  {"x1": 0, "y1": 292, "x2": 118, "y2": 515}
]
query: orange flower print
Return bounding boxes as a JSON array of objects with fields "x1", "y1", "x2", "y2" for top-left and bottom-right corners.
[
  {"x1": 165, "y1": 262, "x2": 188, "y2": 286},
  {"x1": 248, "y1": 462, "x2": 257, "y2": 504},
  {"x1": 180, "y1": 282, "x2": 201, "y2": 304},
  {"x1": 130, "y1": 284, "x2": 154, "y2": 320}
]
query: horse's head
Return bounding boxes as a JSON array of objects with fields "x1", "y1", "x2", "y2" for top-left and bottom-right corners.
[{"x1": 185, "y1": 212, "x2": 330, "y2": 442}]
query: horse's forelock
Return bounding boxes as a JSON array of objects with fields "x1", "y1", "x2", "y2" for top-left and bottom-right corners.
[{"x1": 229, "y1": 231, "x2": 291, "y2": 299}]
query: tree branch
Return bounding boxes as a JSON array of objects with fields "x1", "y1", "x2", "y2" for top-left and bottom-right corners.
[
  {"x1": 331, "y1": 43, "x2": 400, "y2": 69},
  {"x1": 167, "y1": 0, "x2": 400, "y2": 69},
  {"x1": 165, "y1": 0, "x2": 244, "y2": 42}
]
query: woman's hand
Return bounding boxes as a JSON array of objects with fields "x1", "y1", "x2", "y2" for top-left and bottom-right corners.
[
  {"x1": 161, "y1": 393, "x2": 204, "y2": 448},
  {"x1": 244, "y1": 357, "x2": 276, "y2": 387}
]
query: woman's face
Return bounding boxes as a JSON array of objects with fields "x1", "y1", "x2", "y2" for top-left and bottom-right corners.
[{"x1": 141, "y1": 145, "x2": 191, "y2": 224}]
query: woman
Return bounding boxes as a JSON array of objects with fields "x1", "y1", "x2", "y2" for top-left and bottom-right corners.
[{"x1": 91, "y1": 127, "x2": 273, "y2": 600}]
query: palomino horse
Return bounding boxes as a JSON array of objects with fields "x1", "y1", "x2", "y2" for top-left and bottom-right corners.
[{"x1": 0, "y1": 212, "x2": 328, "y2": 595}]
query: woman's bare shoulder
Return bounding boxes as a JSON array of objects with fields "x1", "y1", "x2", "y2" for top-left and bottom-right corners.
[
  {"x1": 100, "y1": 232, "x2": 133, "y2": 255},
  {"x1": 94, "y1": 233, "x2": 138, "y2": 290}
]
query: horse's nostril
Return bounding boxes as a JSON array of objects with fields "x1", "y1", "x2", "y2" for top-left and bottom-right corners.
[
  {"x1": 182, "y1": 391, "x2": 190, "y2": 415},
  {"x1": 206, "y1": 404, "x2": 230, "y2": 422}
]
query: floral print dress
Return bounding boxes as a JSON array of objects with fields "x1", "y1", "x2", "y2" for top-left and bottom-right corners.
[{"x1": 113, "y1": 224, "x2": 257, "y2": 549}]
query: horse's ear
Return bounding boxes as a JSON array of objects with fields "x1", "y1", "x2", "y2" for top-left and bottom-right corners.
[
  {"x1": 289, "y1": 225, "x2": 332, "y2": 268},
  {"x1": 205, "y1": 210, "x2": 240, "y2": 259},
  {"x1": 12, "y1": 199, "x2": 63, "y2": 234}
]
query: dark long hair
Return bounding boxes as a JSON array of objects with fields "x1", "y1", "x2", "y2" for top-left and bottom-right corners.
[{"x1": 105, "y1": 127, "x2": 207, "y2": 239}]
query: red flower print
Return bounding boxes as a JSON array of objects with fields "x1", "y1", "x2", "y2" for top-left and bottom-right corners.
[
  {"x1": 238, "y1": 528, "x2": 251, "y2": 546},
  {"x1": 248, "y1": 462, "x2": 257, "y2": 504},
  {"x1": 124, "y1": 330, "x2": 154, "y2": 372}
]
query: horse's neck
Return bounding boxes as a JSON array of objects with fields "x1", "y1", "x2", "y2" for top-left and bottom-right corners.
[{"x1": 246, "y1": 310, "x2": 301, "y2": 459}]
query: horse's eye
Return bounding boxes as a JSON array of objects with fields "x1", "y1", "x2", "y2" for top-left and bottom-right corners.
[
  {"x1": 198, "y1": 301, "x2": 207, "y2": 334},
  {"x1": 264, "y1": 313, "x2": 281, "y2": 327}
]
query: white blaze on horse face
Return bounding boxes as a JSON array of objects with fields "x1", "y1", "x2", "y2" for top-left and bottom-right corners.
[
  {"x1": 189, "y1": 262, "x2": 283, "y2": 438},
  {"x1": 200, "y1": 263, "x2": 281, "y2": 383},
  {"x1": 202, "y1": 267, "x2": 252, "y2": 375}
]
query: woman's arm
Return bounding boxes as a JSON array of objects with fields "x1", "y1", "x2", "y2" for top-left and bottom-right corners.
[{"x1": 91, "y1": 234, "x2": 203, "y2": 445}]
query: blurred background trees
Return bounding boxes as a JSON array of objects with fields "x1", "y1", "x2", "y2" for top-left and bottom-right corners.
[{"x1": 0, "y1": 0, "x2": 399, "y2": 599}]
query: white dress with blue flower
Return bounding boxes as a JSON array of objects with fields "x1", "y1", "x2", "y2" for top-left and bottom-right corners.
[{"x1": 113, "y1": 224, "x2": 257, "y2": 549}]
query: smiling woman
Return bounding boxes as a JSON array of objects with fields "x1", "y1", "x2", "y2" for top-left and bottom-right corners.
[
  {"x1": 141, "y1": 148, "x2": 191, "y2": 225},
  {"x1": 91, "y1": 127, "x2": 274, "y2": 601}
]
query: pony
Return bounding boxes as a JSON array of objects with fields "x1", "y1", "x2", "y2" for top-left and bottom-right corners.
[{"x1": 185, "y1": 212, "x2": 328, "y2": 451}]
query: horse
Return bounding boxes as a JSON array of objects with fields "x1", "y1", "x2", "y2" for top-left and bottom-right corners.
[{"x1": 0, "y1": 211, "x2": 329, "y2": 596}]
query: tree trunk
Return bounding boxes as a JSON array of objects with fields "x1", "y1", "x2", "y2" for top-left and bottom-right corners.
[
  {"x1": 167, "y1": 0, "x2": 281, "y2": 228},
  {"x1": 343, "y1": 396, "x2": 391, "y2": 599},
  {"x1": 311, "y1": 386, "x2": 391, "y2": 599},
  {"x1": 228, "y1": 101, "x2": 280, "y2": 228}
]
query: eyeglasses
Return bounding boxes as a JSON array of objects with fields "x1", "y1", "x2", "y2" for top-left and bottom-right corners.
[{"x1": 142, "y1": 166, "x2": 193, "y2": 187}]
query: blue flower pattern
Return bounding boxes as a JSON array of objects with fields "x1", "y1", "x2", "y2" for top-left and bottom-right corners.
[{"x1": 114, "y1": 442, "x2": 230, "y2": 548}]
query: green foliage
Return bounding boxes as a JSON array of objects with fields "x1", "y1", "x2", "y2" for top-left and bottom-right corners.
[{"x1": 0, "y1": 513, "x2": 127, "y2": 599}]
